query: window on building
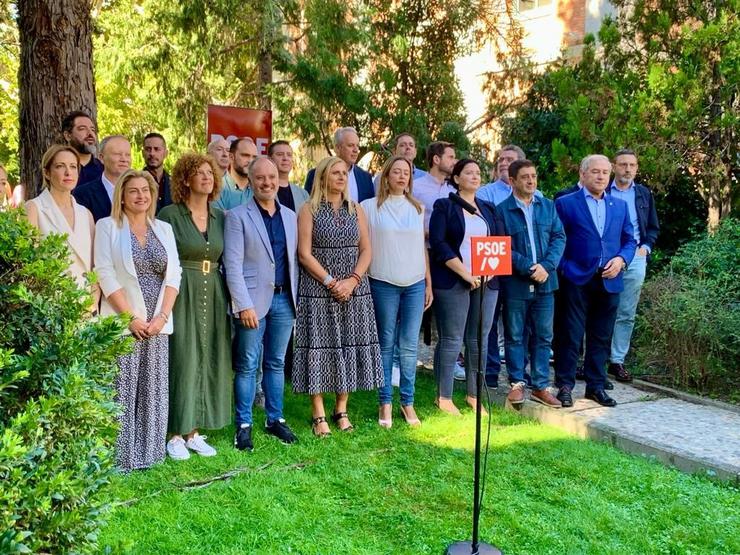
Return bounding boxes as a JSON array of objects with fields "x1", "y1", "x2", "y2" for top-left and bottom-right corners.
[{"x1": 518, "y1": 0, "x2": 552, "y2": 10}]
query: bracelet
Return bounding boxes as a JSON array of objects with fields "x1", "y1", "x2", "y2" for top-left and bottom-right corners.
[
  {"x1": 158, "y1": 312, "x2": 169, "y2": 323},
  {"x1": 349, "y1": 272, "x2": 361, "y2": 285},
  {"x1": 322, "y1": 274, "x2": 334, "y2": 286}
]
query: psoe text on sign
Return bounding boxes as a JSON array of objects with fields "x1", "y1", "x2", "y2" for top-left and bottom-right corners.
[{"x1": 470, "y1": 236, "x2": 513, "y2": 277}]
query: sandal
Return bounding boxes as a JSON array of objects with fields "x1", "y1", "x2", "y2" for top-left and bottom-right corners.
[
  {"x1": 378, "y1": 404, "x2": 392, "y2": 429},
  {"x1": 331, "y1": 411, "x2": 355, "y2": 432},
  {"x1": 311, "y1": 416, "x2": 331, "y2": 438}
]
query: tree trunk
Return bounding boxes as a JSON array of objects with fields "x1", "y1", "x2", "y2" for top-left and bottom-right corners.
[
  {"x1": 257, "y1": 47, "x2": 272, "y2": 111},
  {"x1": 17, "y1": 0, "x2": 96, "y2": 200}
]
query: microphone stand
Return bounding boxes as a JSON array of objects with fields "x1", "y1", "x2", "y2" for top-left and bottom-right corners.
[{"x1": 446, "y1": 194, "x2": 502, "y2": 555}]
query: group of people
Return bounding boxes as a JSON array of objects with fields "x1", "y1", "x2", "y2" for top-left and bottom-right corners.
[{"x1": 13, "y1": 109, "x2": 658, "y2": 472}]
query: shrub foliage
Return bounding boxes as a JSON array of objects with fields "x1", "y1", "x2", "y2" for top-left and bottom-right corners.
[
  {"x1": 0, "y1": 209, "x2": 129, "y2": 553},
  {"x1": 634, "y1": 218, "x2": 740, "y2": 400}
]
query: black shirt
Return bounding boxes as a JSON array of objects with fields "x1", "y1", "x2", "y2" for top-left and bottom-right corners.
[
  {"x1": 276, "y1": 185, "x2": 295, "y2": 212},
  {"x1": 256, "y1": 201, "x2": 290, "y2": 288}
]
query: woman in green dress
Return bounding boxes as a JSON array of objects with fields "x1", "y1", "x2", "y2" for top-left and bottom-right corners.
[{"x1": 158, "y1": 152, "x2": 232, "y2": 460}]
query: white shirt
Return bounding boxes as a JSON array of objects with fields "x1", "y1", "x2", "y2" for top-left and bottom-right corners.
[
  {"x1": 413, "y1": 173, "x2": 456, "y2": 240},
  {"x1": 361, "y1": 195, "x2": 426, "y2": 287},
  {"x1": 460, "y1": 212, "x2": 488, "y2": 274},
  {"x1": 102, "y1": 173, "x2": 115, "y2": 202},
  {"x1": 348, "y1": 165, "x2": 359, "y2": 202}
]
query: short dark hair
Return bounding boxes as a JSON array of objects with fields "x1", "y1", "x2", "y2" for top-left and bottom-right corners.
[
  {"x1": 268, "y1": 140, "x2": 291, "y2": 156},
  {"x1": 230, "y1": 137, "x2": 255, "y2": 154},
  {"x1": 426, "y1": 141, "x2": 454, "y2": 169},
  {"x1": 448, "y1": 158, "x2": 479, "y2": 190},
  {"x1": 393, "y1": 132, "x2": 415, "y2": 148},
  {"x1": 143, "y1": 132, "x2": 166, "y2": 146},
  {"x1": 614, "y1": 148, "x2": 637, "y2": 160},
  {"x1": 61, "y1": 111, "x2": 94, "y2": 134},
  {"x1": 508, "y1": 159, "x2": 536, "y2": 180}
]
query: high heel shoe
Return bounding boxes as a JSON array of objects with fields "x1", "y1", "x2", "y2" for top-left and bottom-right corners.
[
  {"x1": 434, "y1": 398, "x2": 461, "y2": 416},
  {"x1": 378, "y1": 404, "x2": 392, "y2": 429},
  {"x1": 465, "y1": 395, "x2": 489, "y2": 416},
  {"x1": 399, "y1": 405, "x2": 421, "y2": 426}
]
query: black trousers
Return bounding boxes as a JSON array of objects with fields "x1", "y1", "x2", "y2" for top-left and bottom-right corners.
[{"x1": 553, "y1": 272, "x2": 619, "y2": 391}]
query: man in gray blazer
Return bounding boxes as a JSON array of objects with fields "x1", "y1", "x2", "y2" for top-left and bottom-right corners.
[{"x1": 224, "y1": 157, "x2": 300, "y2": 451}]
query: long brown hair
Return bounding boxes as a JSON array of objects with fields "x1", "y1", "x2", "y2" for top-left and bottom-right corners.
[{"x1": 375, "y1": 155, "x2": 422, "y2": 214}]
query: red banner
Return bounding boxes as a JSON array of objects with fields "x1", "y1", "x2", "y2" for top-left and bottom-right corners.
[
  {"x1": 470, "y1": 236, "x2": 513, "y2": 277},
  {"x1": 206, "y1": 104, "x2": 272, "y2": 155}
]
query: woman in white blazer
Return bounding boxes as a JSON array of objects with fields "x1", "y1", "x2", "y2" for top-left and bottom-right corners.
[
  {"x1": 94, "y1": 169, "x2": 181, "y2": 472},
  {"x1": 26, "y1": 145, "x2": 99, "y2": 308}
]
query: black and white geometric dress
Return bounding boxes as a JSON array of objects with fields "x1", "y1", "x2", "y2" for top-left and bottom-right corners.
[
  {"x1": 293, "y1": 201, "x2": 384, "y2": 395},
  {"x1": 115, "y1": 228, "x2": 169, "y2": 472}
]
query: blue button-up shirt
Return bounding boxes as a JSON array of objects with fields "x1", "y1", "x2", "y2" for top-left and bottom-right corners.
[
  {"x1": 609, "y1": 181, "x2": 643, "y2": 249},
  {"x1": 256, "y1": 202, "x2": 290, "y2": 288},
  {"x1": 477, "y1": 178, "x2": 543, "y2": 206},
  {"x1": 514, "y1": 195, "x2": 538, "y2": 264},
  {"x1": 214, "y1": 173, "x2": 253, "y2": 212},
  {"x1": 583, "y1": 187, "x2": 607, "y2": 265}
]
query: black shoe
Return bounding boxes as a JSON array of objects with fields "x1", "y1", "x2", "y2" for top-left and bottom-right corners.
[
  {"x1": 585, "y1": 389, "x2": 617, "y2": 407},
  {"x1": 608, "y1": 363, "x2": 633, "y2": 383},
  {"x1": 557, "y1": 386, "x2": 573, "y2": 408},
  {"x1": 575, "y1": 366, "x2": 586, "y2": 381},
  {"x1": 604, "y1": 379, "x2": 614, "y2": 390},
  {"x1": 265, "y1": 419, "x2": 298, "y2": 444},
  {"x1": 234, "y1": 424, "x2": 254, "y2": 451}
]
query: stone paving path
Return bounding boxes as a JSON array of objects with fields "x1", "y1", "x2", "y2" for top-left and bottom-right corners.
[{"x1": 415, "y1": 339, "x2": 740, "y2": 482}]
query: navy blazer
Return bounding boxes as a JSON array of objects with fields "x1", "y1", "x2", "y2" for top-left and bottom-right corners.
[
  {"x1": 554, "y1": 183, "x2": 580, "y2": 200},
  {"x1": 498, "y1": 194, "x2": 566, "y2": 299},
  {"x1": 72, "y1": 177, "x2": 112, "y2": 222},
  {"x1": 555, "y1": 190, "x2": 637, "y2": 293},
  {"x1": 304, "y1": 164, "x2": 375, "y2": 203},
  {"x1": 429, "y1": 196, "x2": 505, "y2": 290}
]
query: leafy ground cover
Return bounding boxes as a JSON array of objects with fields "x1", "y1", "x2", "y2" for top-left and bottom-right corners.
[{"x1": 99, "y1": 375, "x2": 739, "y2": 554}]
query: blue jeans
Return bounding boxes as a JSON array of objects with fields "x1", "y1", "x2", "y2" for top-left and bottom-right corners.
[
  {"x1": 370, "y1": 278, "x2": 426, "y2": 406},
  {"x1": 610, "y1": 253, "x2": 647, "y2": 363},
  {"x1": 503, "y1": 293, "x2": 554, "y2": 391},
  {"x1": 233, "y1": 292, "x2": 295, "y2": 426}
]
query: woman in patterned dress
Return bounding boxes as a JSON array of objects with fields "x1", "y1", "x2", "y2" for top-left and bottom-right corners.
[
  {"x1": 158, "y1": 153, "x2": 231, "y2": 460},
  {"x1": 94, "y1": 170, "x2": 181, "y2": 472},
  {"x1": 293, "y1": 156, "x2": 383, "y2": 436}
]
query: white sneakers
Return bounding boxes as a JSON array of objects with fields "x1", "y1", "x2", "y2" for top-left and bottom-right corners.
[
  {"x1": 166, "y1": 437, "x2": 190, "y2": 460},
  {"x1": 167, "y1": 434, "x2": 217, "y2": 460},
  {"x1": 453, "y1": 361, "x2": 466, "y2": 381}
]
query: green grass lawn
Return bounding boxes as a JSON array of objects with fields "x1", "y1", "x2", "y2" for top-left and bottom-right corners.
[{"x1": 99, "y1": 375, "x2": 740, "y2": 555}]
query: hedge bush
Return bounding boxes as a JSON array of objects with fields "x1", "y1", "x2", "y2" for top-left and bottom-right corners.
[
  {"x1": 0, "y1": 209, "x2": 129, "y2": 553},
  {"x1": 633, "y1": 218, "x2": 740, "y2": 401}
]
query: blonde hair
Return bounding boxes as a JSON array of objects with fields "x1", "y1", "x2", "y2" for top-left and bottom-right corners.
[
  {"x1": 171, "y1": 152, "x2": 223, "y2": 204},
  {"x1": 376, "y1": 155, "x2": 422, "y2": 214},
  {"x1": 40, "y1": 144, "x2": 80, "y2": 189},
  {"x1": 111, "y1": 170, "x2": 158, "y2": 225},
  {"x1": 308, "y1": 156, "x2": 355, "y2": 215}
]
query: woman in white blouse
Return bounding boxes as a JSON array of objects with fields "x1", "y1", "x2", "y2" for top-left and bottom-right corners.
[
  {"x1": 26, "y1": 145, "x2": 99, "y2": 307},
  {"x1": 361, "y1": 156, "x2": 432, "y2": 428},
  {"x1": 94, "y1": 170, "x2": 181, "y2": 472}
]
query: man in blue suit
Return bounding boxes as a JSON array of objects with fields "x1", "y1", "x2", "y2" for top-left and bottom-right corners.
[
  {"x1": 304, "y1": 127, "x2": 374, "y2": 202},
  {"x1": 553, "y1": 154, "x2": 637, "y2": 407},
  {"x1": 224, "y1": 156, "x2": 299, "y2": 451},
  {"x1": 72, "y1": 135, "x2": 132, "y2": 222}
]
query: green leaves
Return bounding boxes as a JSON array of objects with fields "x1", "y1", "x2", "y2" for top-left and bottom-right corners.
[{"x1": 0, "y1": 208, "x2": 128, "y2": 553}]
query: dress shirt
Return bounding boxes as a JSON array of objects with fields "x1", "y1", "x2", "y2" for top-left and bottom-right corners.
[
  {"x1": 460, "y1": 212, "x2": 488, "y2": 273},
  {"x1": 214, "y1": 173, "x2": 253, "y2": 211},
  {"x1": 101, "y1": 173, "x2": 115, "y2": 202},
  {"x1": 413, "y1": 173, "x2": 456, "y2": 236},
  {"x1": 514, "y1": 195, "x2": 538, "y2": 264},
  {"x1": 347, "y1": 165, "x2": 359, "y2": 202},
  {"x1": 583, "y1": 187, "x2": 607, "y2": 265},
  {"x1": 477, "y1": 178, "x2": 543, "y2": 206},
  {"x1": 256, "y1": 202, "x2": 290, "y2": 288},
  {"x1": 609, "y1": 181, "x2": 644, "y2": 251}
]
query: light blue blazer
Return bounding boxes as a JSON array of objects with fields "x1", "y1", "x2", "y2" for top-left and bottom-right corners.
[{"x1": 223, "y1": 197, "x2": 298, "y2": 319}]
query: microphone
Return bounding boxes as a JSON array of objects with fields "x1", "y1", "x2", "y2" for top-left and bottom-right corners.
[{"x1": 449, "y1": 192, "x2": 478, "y2": 215}]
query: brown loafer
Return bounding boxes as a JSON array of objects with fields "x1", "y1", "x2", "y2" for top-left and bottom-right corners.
[
  {"x1": 530, "y1": 389, "x2": 562, "y2": 408},
  {"x1": 608, "y1": 363, "x2": 633, "y2": 383},
  {"x1": 507, "y1": 382, "x2": 526, "y2": 405}
]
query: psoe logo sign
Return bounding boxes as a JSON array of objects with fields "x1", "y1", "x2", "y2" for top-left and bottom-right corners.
[{"x1": 470, "y1": 236, "x2": 512, "y2": 277}]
